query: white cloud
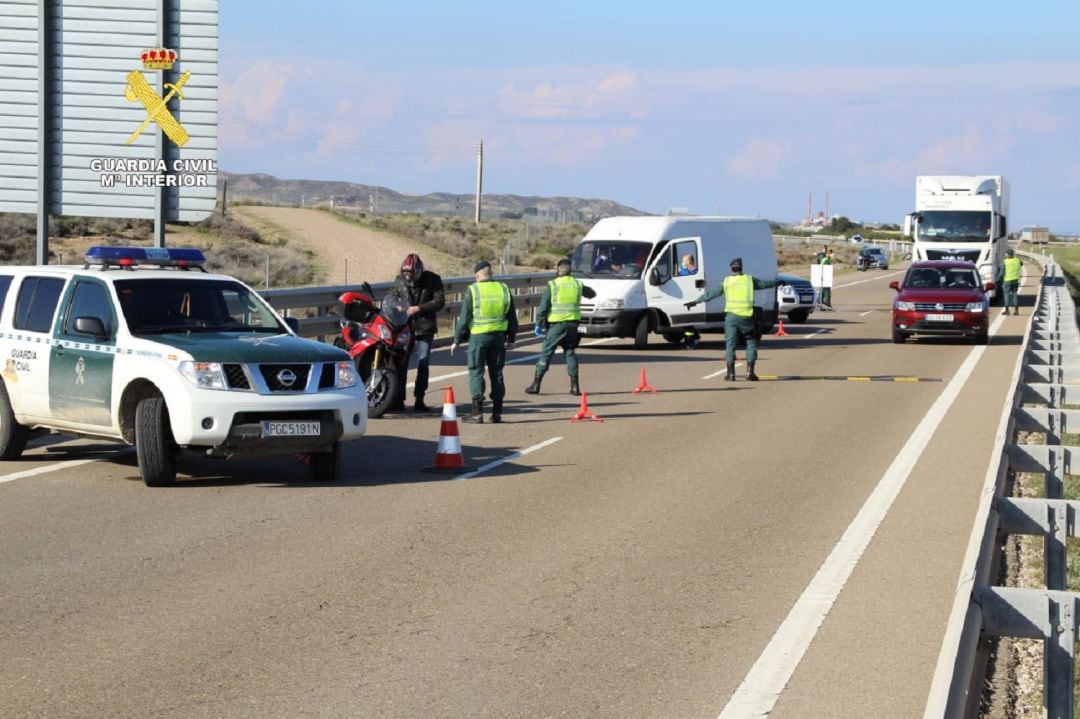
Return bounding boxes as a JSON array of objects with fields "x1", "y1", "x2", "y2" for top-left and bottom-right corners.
[
  {"x1": 496, "y1": 71, "x2": 643, "y2": 119},
  {"x1": 727, "y1": 139, "x2": 792, "y2": 180}
]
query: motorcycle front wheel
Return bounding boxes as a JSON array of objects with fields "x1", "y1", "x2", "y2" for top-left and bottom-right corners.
[{"x1": 359, "y1": 358, "x2": 402, "y2": 419}]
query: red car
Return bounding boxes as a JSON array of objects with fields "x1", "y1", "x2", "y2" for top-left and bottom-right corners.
[{"x1": 890, "y1": 261, "x2": 994, "y2": 344}]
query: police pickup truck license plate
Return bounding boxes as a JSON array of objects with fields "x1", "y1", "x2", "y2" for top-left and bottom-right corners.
[
  {"x1": 262, "y1": 421, "x2": 321, "y2": 437},
  {"x1": 926, "y1": 313, "x2": 954, "y2": 322}
]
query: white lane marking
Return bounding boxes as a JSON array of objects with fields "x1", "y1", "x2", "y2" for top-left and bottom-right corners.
[
  {"x1": 859, "y1": 310, "x2": 874, "y2": 317},
  {"x1": 704, "y1": 361, "x2": 743, "y2": 380},
  {"x1": 834, "y1": 269, "x2": 904, "y2": 288},
  {"x1": 717, "y1": 313, "x2": 1006, "y2": 718},
  {"x1": 0, "y1": 448, "x2": 133, "y2": 485},
  {"x1": 454, "y1": 436, "x2": 563, "y2": 481}
]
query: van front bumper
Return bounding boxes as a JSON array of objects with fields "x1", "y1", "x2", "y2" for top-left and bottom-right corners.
[{"x1": 578, "y1": 310, "x2": 639, "y2": 337}]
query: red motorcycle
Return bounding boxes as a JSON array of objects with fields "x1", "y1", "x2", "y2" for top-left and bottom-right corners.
[{"x1": 335, "y1": 283, "x2": 412, "y2": 418}]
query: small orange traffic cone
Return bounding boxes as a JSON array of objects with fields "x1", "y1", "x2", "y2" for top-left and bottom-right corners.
[
  {"x1": 774, "y1": 317, "x2": 789, "y2": 336},
  {"x1": 631, "y1": 367, "x2": 659, "y2": 395},
  {"x1": 569, "y1": 392, "x2": 603, "y2": 423},
  {"x1": 426, "y1": 386, "x2": 474, "y2": 472}
]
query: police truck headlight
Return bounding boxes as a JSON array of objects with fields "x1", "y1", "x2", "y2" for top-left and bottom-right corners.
[
  {"x1": 178, "y1": 361, "x2": 228, "y2": 390},
  {"x1": 895, "y1": 300, "x2": 914, "y2": 311},
  {"x1": 336, "y1": 361, "x2": 359, "y2": 388},
  {"x1": 597, "y1": 298, "x2": 625, "y2": 310}
]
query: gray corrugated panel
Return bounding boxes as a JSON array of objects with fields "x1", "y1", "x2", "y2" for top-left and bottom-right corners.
[
  {"x1": 1, "y1": 177, "x2": 37, "y2": 191},
  {"x1": 53, "y1": 203, "x2": 157, "y2": 219},
  {"x1": 0, "y1": 65, "x2": 38, "y2": 80},
  {"x1": 1, "y1": 162, "x2": 36, "y2": 175},
  {"x1": 62, "y1": 5, "x2": 155, "y2": 21},
  {"x1": 0, "y1": 53, "x2": 39, "y2": 67},
  {"x1": 58, "y1": 131, "x2": 216, "y2": 150},
  {"x1": 54, "y1": 18, "x2": 156, "y2": 34},
  {"x1": 1, "y1": 189, "x2": 38, "y2": 204},
  {"x1": 57, "y1": 32, "x2": 155, "y2": 50},
  {"x1": 52, "y1": 191, "x2": 156, "y2": 209},
  {"x1": 0, "y1": 89, "x2": 37, "y2": 105}
]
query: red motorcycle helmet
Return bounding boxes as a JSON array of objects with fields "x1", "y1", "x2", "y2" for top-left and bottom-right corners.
[{"x1": 401, "y1": 253, "x2": 424, "y2": 277}]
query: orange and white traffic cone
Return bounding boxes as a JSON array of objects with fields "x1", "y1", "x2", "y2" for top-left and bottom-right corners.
[
  {"x1": 631, "y1": 367, "x2": 659, "y2": 395},
  {"x1": 426, "y1": 386, "x2": 474, "y2": 472},
  {"x1": 774, "y1": 317, "x2": 789, "y2": 336},
  {"x1": 569, "y1": 392, "x2": 603, "y2": 423}
]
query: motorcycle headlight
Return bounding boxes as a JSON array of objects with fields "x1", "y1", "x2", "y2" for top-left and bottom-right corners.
[
  {"x1": 597, "y1": 298, "x2": 625, "y2": 310},
  {"x1": 178, "y1": 360, "x2": 228, "y2": 390},
  {"x1": 895, "y1": 300, "x2": 915, "y2": 311},
  {"x1": 966, "y1": 301, "x2": 986, "y2": 313},
  {"x1": 377, "y1": 324, "x2": 392, "y2": 341},
  {"x1": 336, "y1": 361, "x2": 358, "y2": 388},
  {"x1": 397, "y1": 328, "x2": 412, "y2": 347}
]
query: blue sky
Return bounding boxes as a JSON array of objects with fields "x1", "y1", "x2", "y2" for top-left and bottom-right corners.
[{"x1": 219, "y1": 1, "x2": 1080, "y2": 231}]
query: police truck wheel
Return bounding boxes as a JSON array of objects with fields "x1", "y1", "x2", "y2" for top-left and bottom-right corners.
[
  {"x1": 787, "y1": 309, "x2": 809, "y2": 324},
  {"x1": 0, "y1": 381, "x2": 28, "y2": 460},
  {"x1": 136, "y1": 396, "x2": 177, "y2": 487},
  {"x1": 662, "y1": 331, "x2": 683, "y2": 344},
  {"x1": 633, "y1": 314, "x2": 650, "y2": 349},
  {"x1": 308, "y1": 442, "x2": 342, "y2": 481}
]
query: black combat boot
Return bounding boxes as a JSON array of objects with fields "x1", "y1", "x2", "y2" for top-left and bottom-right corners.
[
  {"x1": 525, "y1": 370, "x2": 545, "y2": 395},
  {"x1": 491, "y1": 399, "x2": 503, "y2": 423},
  {"x1": 413, "y1": 395, "x2": 430, "y2": 412},
  {"x1": 569, "y1": 375, "x2": 581, "y2": 396},
  {"x1": 463, "y1": 399, "x2": 484, "y2": 423},
  {"x1": 746, "y1": 361, "x2": 759, "y2": 382},
  {"x1": 725, "y1": 361, "x2": 736, "y2": 381}
]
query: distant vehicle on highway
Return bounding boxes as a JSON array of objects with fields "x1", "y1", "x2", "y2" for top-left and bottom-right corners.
[
  {"x1": 849, "y1": 233, "x2": 864, "y2": 244},
  {"x1": 889, "y1": 260, "x2": 994, "y2": 345},
  {"x1": 856, "y1": 247, "x2": 889, "y2": 270},
  {"x1": 776, "y1": 273, "x2": 815, "y2": 323}
]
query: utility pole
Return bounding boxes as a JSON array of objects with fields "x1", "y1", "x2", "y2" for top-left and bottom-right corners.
[
  {"x1": 807, "y1": 192, "x2": 812, "y2": 222},
  {"x1": 825, "y1": 190, "x2": 829, "y2": 222},
  {"x1": 474, "y1": 140, "x2": 483, "y2": 225}
]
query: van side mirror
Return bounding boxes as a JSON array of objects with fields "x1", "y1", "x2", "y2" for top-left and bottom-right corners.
[
  {"x1": 284, "y1": 317, "x2": 300, "y2": 333},
  {"x1": 73, "y1": 316, "x2": 108, "y2": 339},
  {"x1": 888, "y1": 281, "x2": 900, "y2": 292},
  {"x1": 649, "y1": 267, "x2": 662, "y2": 286}
]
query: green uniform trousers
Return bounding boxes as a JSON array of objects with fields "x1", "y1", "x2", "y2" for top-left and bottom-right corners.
[
  {"x1": 468, "y1": 332, "x2": 507, "y2": 402},
  {"x1": 535, "y1": 321, "x2": 580, "y2": 376},
  {"x1": 725, "y1": 314, "x2": 760, "y2": 365}
]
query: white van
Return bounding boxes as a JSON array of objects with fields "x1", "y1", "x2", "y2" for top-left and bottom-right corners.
[{"x1": 570, "y1": 216, "x2": 778, "y2": 347}]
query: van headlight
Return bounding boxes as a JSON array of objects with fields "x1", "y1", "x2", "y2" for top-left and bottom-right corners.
[
  {"x1": 337, "y1": 361, "x2": 359, "y2": 388},
  {"x1": 178, "y1": 361, "x2": 228, "y2": 390},
  {"x1": 597, "y1": 298, "x2": 625, "y2": 310}
]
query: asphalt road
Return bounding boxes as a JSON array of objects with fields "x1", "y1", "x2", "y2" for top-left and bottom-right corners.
[{"x1": 0, "y1": 267, "x2": 1036, "y2": 718}]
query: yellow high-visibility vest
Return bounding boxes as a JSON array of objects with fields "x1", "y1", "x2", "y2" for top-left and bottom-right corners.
[
  {"x1": 1003, "y1": 256, "x2": 1022, "y2": 282},
  {"x1": 723, "y1": 274, "x2": 755, "y2": 318},
  {"x1": 547, "y1": 276, "x2": 582, "y2": 323},
  {"x1": 468, "y1": 281, "x2": 510, "y2": 334}
]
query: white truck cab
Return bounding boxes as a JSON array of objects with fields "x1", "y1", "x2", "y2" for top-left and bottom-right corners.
[
  {"x1": 0, "y1": 247, "x2": 367, "y2": 485},
  {"x1": 570, "y1": 216, "x2": 778, "y2": 347}
]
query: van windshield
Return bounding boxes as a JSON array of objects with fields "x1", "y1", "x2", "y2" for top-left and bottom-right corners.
[{"x1": 571, "y1": 241, "x2": 652, "y2": 279}]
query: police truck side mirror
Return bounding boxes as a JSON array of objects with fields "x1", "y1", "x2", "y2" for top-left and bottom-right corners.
[{"x1": 73, "y1": 316, "x2": 108, "y2": 339}]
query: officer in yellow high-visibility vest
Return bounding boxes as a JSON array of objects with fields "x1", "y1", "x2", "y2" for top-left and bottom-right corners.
[
  {"x1": 525, "y1": 258, "x2": 596, "y2": 396},
  {"x1": 683, "y1": 256, "x2": 780, "y2": 381},
  {"x1": 451, "y1": 261, "x2": 518, "y2": 423},
  {"x1": 995, "y1": 248, "x2": 1023, "y2": 316}
]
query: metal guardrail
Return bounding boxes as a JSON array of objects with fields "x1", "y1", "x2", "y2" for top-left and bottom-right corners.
[
  {"x1": 926, "y1": 256, "x2": 1080, "y2": 718},
  {"x1": 259, "y1": 272, "x2": 553, "y2": 338}
]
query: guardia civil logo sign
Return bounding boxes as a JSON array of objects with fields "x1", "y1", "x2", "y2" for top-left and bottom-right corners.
[{"x1": 125, "y1": 47, "x2": 190, "y2": 147}]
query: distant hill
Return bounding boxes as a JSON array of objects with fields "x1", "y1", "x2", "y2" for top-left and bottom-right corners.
[{"x1": 220, "y1": 171, "x2": 648, "y2": 223}]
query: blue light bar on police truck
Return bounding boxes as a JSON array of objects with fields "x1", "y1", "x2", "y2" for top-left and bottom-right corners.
[{"x1": 84, "y1": 246, "x2": 206, "y2": 270}]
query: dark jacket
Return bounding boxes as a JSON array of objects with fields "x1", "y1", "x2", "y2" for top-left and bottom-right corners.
[{"x1": 392, "y1": 270, "x2": 445, "y2": 337}]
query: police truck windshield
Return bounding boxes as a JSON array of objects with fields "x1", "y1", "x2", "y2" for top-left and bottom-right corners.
[
  {"x1": 915, "y1": 211, "x2": 992, "y2": 242},
  {"x1": 116, "y1": 278, "x2": 285, "y2": 334},
  {"x1": 570, "y1": 241, "x2": 652, "y2": 278}
]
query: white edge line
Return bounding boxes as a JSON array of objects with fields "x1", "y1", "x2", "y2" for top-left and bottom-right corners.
[
  {"x1": 704, "y1": 361, "x2": 743, "y2": 380},
  {"x1": 0, "y1": 449, "x2": 133, "y2": 485},
  {"x1": 454, "y1": 436, "x2": 563, "y2": 481},
  {"x1": 718, "y1": 312, "x2": 1007, "y2": 718}
]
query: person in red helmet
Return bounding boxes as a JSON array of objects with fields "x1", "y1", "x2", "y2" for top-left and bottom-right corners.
[{"x1": 391, "y1": 253, "x2": 445, "y2": 412}]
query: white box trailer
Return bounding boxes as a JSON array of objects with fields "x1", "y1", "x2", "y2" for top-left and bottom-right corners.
[{"x1": 570, "y1": 216, "x2": 778, "y2": 348}]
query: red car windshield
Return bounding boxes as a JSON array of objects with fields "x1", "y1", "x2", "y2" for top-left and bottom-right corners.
[{"x1": 904, "y1": 267, "x2": 980, "y2": 290}]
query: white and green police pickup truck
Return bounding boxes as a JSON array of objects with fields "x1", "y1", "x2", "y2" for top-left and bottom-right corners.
[{"x1": 0, "y1": 247, "x2": 367, "y2": 485}]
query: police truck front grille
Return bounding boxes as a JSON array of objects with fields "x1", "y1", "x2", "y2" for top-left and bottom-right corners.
[
  {"x1": 259, "y1": 364, "x2": 311, "y2": 392},
  {"x1": 319, "y1": 363, "x2": 336, "y2": 389},
  {"x1": 223, "y1": 364, "x2": 250, "y2": 390}
]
